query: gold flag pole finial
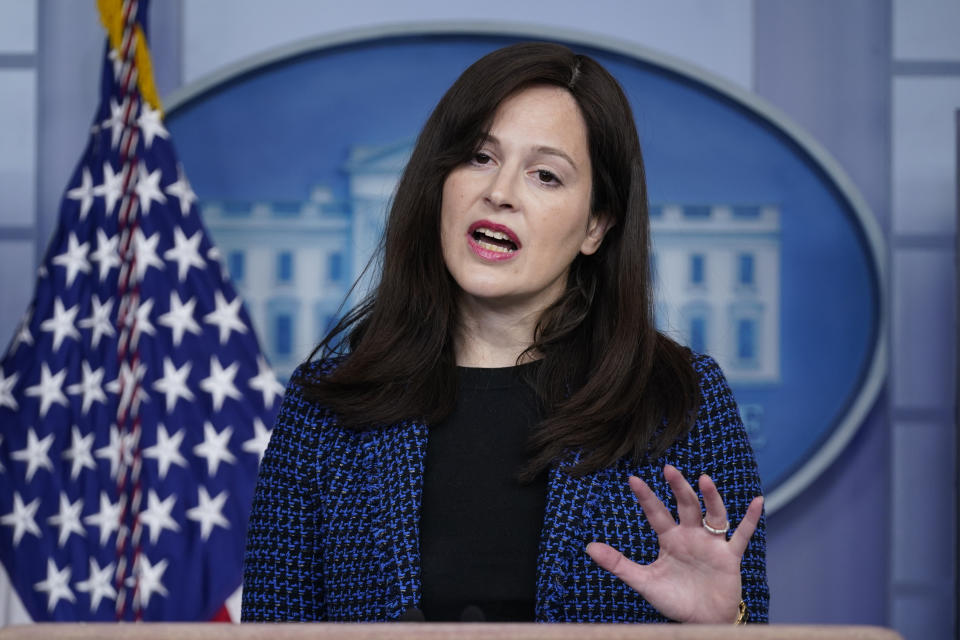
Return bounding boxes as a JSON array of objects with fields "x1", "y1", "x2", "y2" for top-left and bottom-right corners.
[{"x1": 97, "y1": 0, "x2": 163, "y2": 116}]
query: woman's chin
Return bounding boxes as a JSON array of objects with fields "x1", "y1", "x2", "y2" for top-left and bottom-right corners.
[{"x1": 456, "y1": 285, "x2": 565, "y2": 316}]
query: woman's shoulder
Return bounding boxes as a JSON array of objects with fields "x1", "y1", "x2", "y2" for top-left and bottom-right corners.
[
  {"x1": 292, "y1": 354, "x2": 342, "y2": 381},
  {"x1": 688, "y1": 351, "x2": 730, "y2": 393},
  {"x1": 282, "y1": 355, "x2": 343, "y2": 397},
  {"x1": 653, "y1": 343, "x2": 731, "y2": 405},
  {"x1": 272, "y1": 357, "x2": 343, "y2": 431},
  {"x1": 649, "y1": 350, "x2": 759, "y2": 485},
  {"x1": 264, "y1": 357, "x2": 365, "y2": 472},
  {"x1": 684, "y1": 350, "x2": 750, "y2": 442}
]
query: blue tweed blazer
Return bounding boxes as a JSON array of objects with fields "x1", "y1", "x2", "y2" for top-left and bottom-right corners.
[{"x1": 241, "y1": 353, "x2": 769, "y2": 623}]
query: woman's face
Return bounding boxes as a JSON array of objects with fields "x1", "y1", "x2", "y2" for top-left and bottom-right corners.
[{"x1": 440, "y1": 85, "x2": 608, "y2": 314}]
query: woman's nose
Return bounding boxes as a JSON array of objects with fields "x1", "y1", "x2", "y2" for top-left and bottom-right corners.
[{"x1": 484, "y1": 169, "x2": 518, "y2": 210}]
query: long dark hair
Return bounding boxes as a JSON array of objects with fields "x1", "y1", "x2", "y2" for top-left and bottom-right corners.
[{"x1": 304, "y1": 42, "x2": 699, "y2": 477}]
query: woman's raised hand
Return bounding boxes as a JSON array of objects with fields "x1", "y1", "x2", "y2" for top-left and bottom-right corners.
[{"x1": 585, "y1": 464, "x2": 763, "y2": 623}]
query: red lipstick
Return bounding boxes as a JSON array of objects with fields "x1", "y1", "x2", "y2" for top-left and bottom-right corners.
[{"x1": 466, "y1": 220, "x2": 522, "y2": 262}]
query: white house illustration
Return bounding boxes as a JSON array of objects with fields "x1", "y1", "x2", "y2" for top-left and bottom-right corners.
[
  {"x1": 203, "y1": 141, "x2": 781, "y2": 384},
  {"x1": 201, "y1": 142, "x2": 409, "y2": 380},
  {"x1": 651, "y1": 204, "x2": 781, "y2": 385}
]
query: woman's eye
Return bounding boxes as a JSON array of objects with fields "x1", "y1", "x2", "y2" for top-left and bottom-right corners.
[
  {"x1": 537, "y1": 169, "x2": 560, "y2": 185},
  {"x1": 472, "y1": 152, "x2": 492, "y2": 165}
]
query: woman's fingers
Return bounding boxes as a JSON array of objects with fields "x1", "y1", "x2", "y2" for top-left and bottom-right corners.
[
  {"x1": 663, "y1": 464, "x2": 703, "y2": 528},
  {"x1": 630, "y1": 467, "x2": 763, "y2": 554},
  {"x1": 627, "y1": 475, "x2": 677, "y2": 535},
  {"x1": 585, "y1": 542, "x2": 648, "y2": 595},
  {"x1": 728, "y1": 496, "x2": 764, "y2": 556},
  {"x1": 698, "y1": 473, "x2": 729, "y2": 535}
]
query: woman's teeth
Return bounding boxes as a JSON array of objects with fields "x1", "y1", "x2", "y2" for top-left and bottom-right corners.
[
  {"x1": 479, "y1": 229, "x2": 511, "y2": 241},
  {"x1": 473, "y1": 228, "x2": 518, "y2": 252},
  {"x1": 476, "y1": 239, "x2": 514, "y2": 253}
]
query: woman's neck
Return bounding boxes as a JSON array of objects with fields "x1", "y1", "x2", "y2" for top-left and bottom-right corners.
[{"x1": 453, "y1": 297, "x2": 543, "y2": 367}]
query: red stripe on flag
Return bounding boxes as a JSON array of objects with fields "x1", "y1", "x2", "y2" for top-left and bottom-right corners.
[{"x1": 210, "y1": 604, "x2": 232, "y2": 622}]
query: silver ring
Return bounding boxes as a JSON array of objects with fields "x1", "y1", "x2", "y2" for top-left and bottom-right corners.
[{"x1": 701, "y1": 515, "x2": 729, "y2": 536}]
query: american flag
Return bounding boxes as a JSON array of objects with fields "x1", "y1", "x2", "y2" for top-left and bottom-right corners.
[{"x1": 0, "y1": 0, "x2": 281, "y2": 623}]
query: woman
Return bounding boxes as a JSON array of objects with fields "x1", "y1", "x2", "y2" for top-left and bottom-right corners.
[{"x1": 242, "y1": 42, "x2": 768, "y2": 624}]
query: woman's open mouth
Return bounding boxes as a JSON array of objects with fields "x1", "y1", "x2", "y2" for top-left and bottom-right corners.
[{"x1": 466, "y1": 221, "x2": 521, "y2": 261}]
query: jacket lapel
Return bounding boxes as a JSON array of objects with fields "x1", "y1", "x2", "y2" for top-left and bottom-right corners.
[
  {"x1": 371, "y1": 420, "x2": 429, "y2": 619},
  {"x1": 535, "y1": 452, "x2": 607, "y2": 621}
]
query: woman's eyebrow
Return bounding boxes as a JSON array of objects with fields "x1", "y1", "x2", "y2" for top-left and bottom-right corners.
[
  {"x1": 484, "y1": 134, "x2": 577, "y2": 169},
  {"x1": 480, "y1": 133, "x2": 500, "y2": 149},
  {"x1": 534, "y1": 145, "x2": 577, "y2": 169}
]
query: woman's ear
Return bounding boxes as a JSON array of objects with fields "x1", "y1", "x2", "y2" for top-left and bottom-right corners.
[{"x1": 580, "y1": 212, "x2": 615, "y2": 256}]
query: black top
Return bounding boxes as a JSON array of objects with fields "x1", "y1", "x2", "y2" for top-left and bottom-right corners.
[{"x1": 419, "y1": 363, "x2": 548, "y2": 622}]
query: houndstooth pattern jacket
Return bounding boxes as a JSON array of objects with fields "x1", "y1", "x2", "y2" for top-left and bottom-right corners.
[{"x1": 241, "y1": 353, "x2": 769, "y2": 623}]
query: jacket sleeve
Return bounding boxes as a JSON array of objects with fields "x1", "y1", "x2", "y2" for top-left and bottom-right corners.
[
  {"x1": 691, "y1": 354, "x2": 770, "y2": 623},
  {"x1": 241, "y1": 365, "x2": 328, "y2": 621}
]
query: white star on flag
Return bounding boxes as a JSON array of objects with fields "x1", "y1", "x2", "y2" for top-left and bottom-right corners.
[
  {"x1": 9, "y1": 312, "x2": 34, "y2": 355},
  {"x1": 83, "y1": 492, "x2": 122, "y2": 547},
  {"x1": 33, "y1": 559, "x2": 75, "y2": 612},
  {"x1": 39, "y1": 298, "x2": 81, "y2": 351},
  {"x1": 62, "y1": 425, "x2": 96, "y2": 480},
  {"x1": 131, "y1": 297, "x2": 157, "y2": 348},
  {"x1": 186, "y1": 486, "x2": 230, "y2": 541},
  {"x1": 77, "y1": 295, "x2": 116, "y2": 348},
  {"x1": 52, "y1": 233, "x2": 92, "y2": 287},
  {"x1": 106, "y1": 47, "x2": 122, "y2": 82},
  {"x1": 24, "y1": 363, "x2": 69, "y2": 418},
  {"x1": 90, "y1": 229, "x2": 121, "y2": 282},
  {"x1": 206, "y1": 246, "x2": 225, "y2": 279},
  {"x1": 133, "y1": 228, "x2": 165, "y2": 281},
  {"x1": 47, "y1": 492, "x2": 86, "y2": 547},
  {"x1": 66, "y1": 361, "x2": 108, "y2": 415},
  {"x1": 0, "y1": 370, "x2": 19, "y2": 411},
  {"x1": 1, "y1": 493, "x2": 41, "y2": 546},
  {"x1": 165, "y1": 164, "x2": 197, "y2": 216},
  {"x1": 93, "y1": 161, "x2": 123, "y2": 216},
  {"x1": 200, "y1": 356, "x2": 242, "y2": 411},
  {"x1": 203, "y1": 291, "x2": 248, "y2": 345},
  {"x1": 248, "y1": 355, "x2": 284, "y2": 409},
  {"x1": 11, "y1": 427, "x2": 55, "y2": 482},
  {"x1": 74, "y1": 558, "x2": 117, "y2": 612},
  {"x1": 157, "y1": 292, "x2": 201, "y2": 347},
  {"x1": 139, "y1": 490, "x2": 181, "y2": 544},
  {"x1": 105, "y1": 360, "x2": 149, "y2": 416},
  {"x1": 193, "y1": 421, "x2": 236, "y2": 476},
  {"x1": 95, "y1": 425, "x2": 137, "y2": 480},
  {"x1": 143, "y1": 424, "x2": 188, "y2": 480},
  {"x1": 127, "y1": 556, "x2": 169, "y2": 609},
  {"x1": 66, "y1": 167, "x2": 95, "y2": 220},
  {"x1": 164, "y1": 227, "x2": 205, "y2": 281},
  {"x1": 152, "y1": 357, "x2": 195, "y2": 412},
  {"x1": 137, "y1": 102, "x2": 169, "y2": 149},
  {"x1": 103, "y1": 96, "x2": 128, "y2": 148},
  {"x1": 135, "y1": 163, "x2": 167, "y2": 215},
  {"x1": 242, "y1": 417, "x2": 272, "y2": 463}
]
